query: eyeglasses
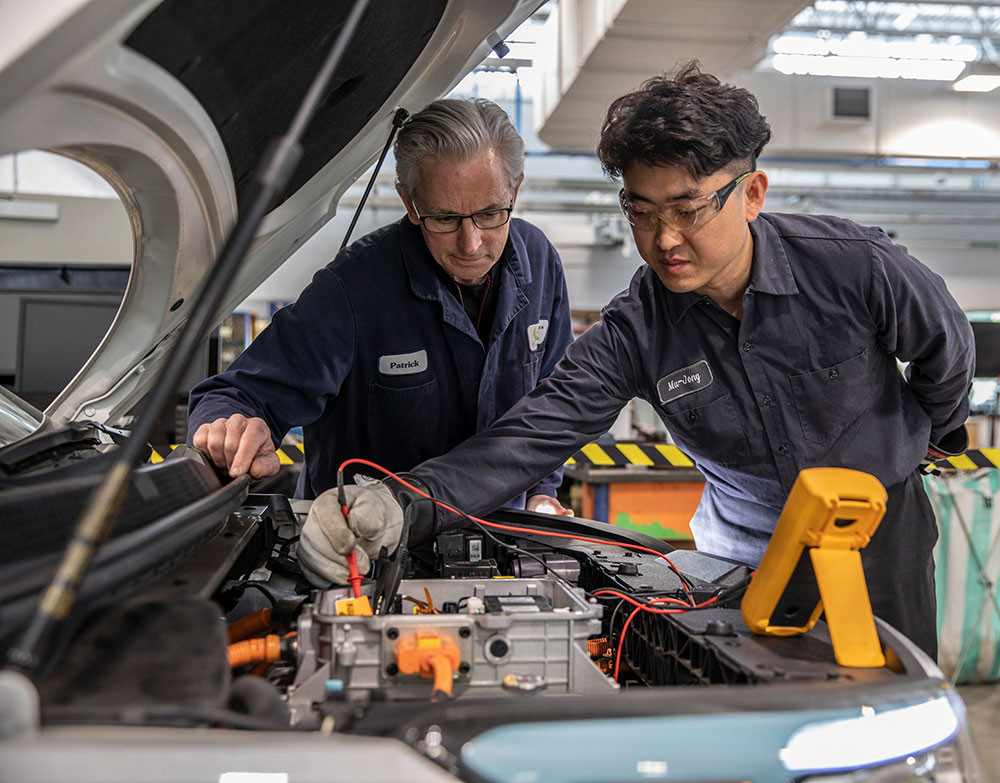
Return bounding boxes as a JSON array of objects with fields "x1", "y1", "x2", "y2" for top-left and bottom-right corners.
[
  {"x1": 619, "y1": 171, "x2": 754, "y2": 233},
  {"x1": 414, "y1": 200, "x2": 514, "y2": 234}
]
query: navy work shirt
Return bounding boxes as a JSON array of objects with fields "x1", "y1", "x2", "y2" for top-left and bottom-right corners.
[
  {"x1": 188, "y1": 216, "x2": 573, "y2": 502},
  {"x1": 414, "y1": 212, "x2": 975, "y2": 564}
]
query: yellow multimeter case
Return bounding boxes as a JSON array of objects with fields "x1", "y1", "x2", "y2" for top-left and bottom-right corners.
[{"x1": 740, "y1": 467, "x2": 888, "y2": 667}]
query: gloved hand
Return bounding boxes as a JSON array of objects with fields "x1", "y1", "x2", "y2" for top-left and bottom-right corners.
[
  {"x1": 297, "y1": 483, "x2": 404, "y2": 587},
  {"x1": 919, "y1": 425, "x2": 970, "y2": 475}
]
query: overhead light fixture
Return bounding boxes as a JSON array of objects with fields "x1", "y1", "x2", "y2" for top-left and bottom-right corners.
[
  {"x1": 953, "y1": 61, "x2": 1000, "y2": 92},
  {"x1": 0, "y1": 198, "x2": 60, "y2": 222},
  {"x1": 773, "y1": 53, "x2": 965, "y2": 81}
]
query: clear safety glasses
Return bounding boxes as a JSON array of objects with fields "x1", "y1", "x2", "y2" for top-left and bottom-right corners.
[{"x1": 619, "y1": 171, "x2": 753, "y2": 232}]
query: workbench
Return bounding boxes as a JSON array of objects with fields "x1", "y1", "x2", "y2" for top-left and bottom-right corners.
[{"x1": 565, "y1": 463, "x2": 704, "y2": 542}]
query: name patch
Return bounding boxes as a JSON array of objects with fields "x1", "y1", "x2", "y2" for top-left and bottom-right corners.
[
  {"x1": 657, "y1": 360, "x2": 713, "y2": 404},
  {"x1": 527, "y1": 319, "x2": 549, "y2": 352},
  {"x1": 378, "y1": 349, "x2": 428, "y2": 376}
]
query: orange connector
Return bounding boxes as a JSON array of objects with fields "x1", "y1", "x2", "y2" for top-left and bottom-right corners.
[{"x1": 394, "y1": 630, "x2": 462, "y2": 700}]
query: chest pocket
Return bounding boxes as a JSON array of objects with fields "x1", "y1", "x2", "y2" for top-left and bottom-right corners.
[
  {"x1": 522, "y1": 355, "x2": 542, "y2": 396},
  {"x1": 367, "y1": 378, "x2": 440, "y2": 450},
  {"x1": 789, "y1": 348, "x2": 873, "y2": 445},
  {"x1": 661, "y1": 393, "x2": 751, "y2": 467}
]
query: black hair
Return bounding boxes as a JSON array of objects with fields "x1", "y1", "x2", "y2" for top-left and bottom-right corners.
[{"x1": 597, "y1": 60, "x2": 772, "y2": 179}]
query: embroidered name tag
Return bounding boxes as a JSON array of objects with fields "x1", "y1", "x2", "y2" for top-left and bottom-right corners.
[
  {"x1": 378, "y1": 349, "x2": 428, "y2": 375},
  {"x1": 657, "y1": 360, "x2": 713, "y2": 404},
  {"x1": 527, "y1": 319, "x2": 549, "y2": 351}
]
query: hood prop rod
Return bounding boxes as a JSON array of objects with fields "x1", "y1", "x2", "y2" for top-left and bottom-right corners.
[
  {"x1": 6, "y1": 0, "x2": 372, "y2": 680},
  {"x1": 340, "y1": 106, "x2": 409, "y2": 250}
]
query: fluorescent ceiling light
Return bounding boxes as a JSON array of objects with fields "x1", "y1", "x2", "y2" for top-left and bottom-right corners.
[
  {"x1": 780, "y1": 696, "x2": 960, "y2": 773},
  {"x1": 893, "y1": 6, "x2": 917, "y2": 30},
  {"x1": 773, "y1": 35, "x2": 975, "y2": 64},
  {"x1": 0, "y1": 199, "x2": 59, "y2": 221},
  {"x1": 953, "y1": 61, "x2": 1000, "y2": 92},
  {"x1": 773, "y1": 53, "x2": 965, "y2": 80},
  {"x1": 898, "y1": 58, "x2": 967, "y2": 80},
  {"x1": 773, "y1": 35, "x2": 830, "y2": 56}
]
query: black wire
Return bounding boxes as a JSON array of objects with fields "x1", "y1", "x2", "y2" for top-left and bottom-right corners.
[
  {"x1": 236, "y1": 581, "x2": 280, "y2": 608},
  {"x1": 710, "y1": 574, "x2": 753, "y2": 604},
  {"x1": 275, "y1": 534, "x2": 300, "y2": 559},
  {"x1": 470, "y1": 520, "x2": 581, "y2": 597},
  {"x1": 348, "y1": 459, "x2": 698, "y2": 598},
  {"x1": 607, "y1": 596, "x2": 627, "y2": 654}
]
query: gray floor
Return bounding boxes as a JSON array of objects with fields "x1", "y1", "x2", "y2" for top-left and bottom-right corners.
[{"x1": 957, "y1": 683, "x2": 1000, "y2": 781}]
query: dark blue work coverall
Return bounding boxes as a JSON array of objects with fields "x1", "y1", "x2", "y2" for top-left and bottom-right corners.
[
  {"x1": 413, "y1": 212, "x2": 975, "y2": 658},
  {"x1": 188, "y1": 216, "x2": 573, "y2": 505}
]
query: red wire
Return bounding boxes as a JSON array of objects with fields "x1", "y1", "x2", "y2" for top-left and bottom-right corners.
[
  {"x1": 593, "y1": 589, "x2": 700, "y2": 610},
  {"x1": 593, "y1": 589, "x2": 720, "y2": 681},
  {"x1": 337, "y1": 458, "x2": 696, "y2": 603},
  {"x1": 614, "y1": 604, "x2": 646, "y2": 681},
  {"x1": 336, "y1": 458, "x2": 725, "y2": 685}
]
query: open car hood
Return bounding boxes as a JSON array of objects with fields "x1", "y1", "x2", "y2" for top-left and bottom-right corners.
[{"x1": 0, "y1": 0, "x2": 540, "y2": 431}]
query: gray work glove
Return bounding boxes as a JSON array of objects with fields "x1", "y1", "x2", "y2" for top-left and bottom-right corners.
[{"x1": 297, "y1": 483, "x2": 404, "y2": 587}]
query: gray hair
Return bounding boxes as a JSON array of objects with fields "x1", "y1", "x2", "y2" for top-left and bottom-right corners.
[{"x1": 394, "y1": 98, "x2": 524, "y2": 197}]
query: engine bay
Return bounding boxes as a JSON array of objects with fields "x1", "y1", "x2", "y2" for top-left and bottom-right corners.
[
  {"x1": 0, "y1": 445, "x2": 923, "y2": 745},
  {"x1": 36, "y1": 484, "x2": 915, "y2": 732},
  {"x1": 0, "y1": 448, "x2": 962, "y2": 781}
]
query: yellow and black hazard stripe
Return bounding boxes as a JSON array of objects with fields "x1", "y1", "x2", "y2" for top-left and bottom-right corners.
[
  {"x1": 566, "y1": 442, "x2": 694, "y2": 468},
  {"x1": 567, "y1": 444, "x2": 1000, "y2": 471},
  {"x1": 934, "y1": 449, "x2": 1000, "y2": 471},
  {"x1": 149, "y1": 443, "x2": 306, "y2": 464},
  {"x1": 150, "y1": 442, "x2": 1000, "y2": 470}
]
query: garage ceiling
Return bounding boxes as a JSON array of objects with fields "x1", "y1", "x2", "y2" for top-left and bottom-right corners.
[
  {"x1": 533, "y1": 0, "x2": 811, "y2": 153},
  {"x1": 531, "y1": 0, "x2": 1000, "y2": 153}
]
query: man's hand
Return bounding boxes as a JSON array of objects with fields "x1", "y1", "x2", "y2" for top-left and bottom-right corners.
[
  {"x1": 527, "y1": 494, "x2": 574, "y2": 516},
  {"x1": 297, "y1": 483, "x2": 405, "y2": 587},
  {"x1": 191, "y1": 414, "x2": 280, "y2": 478}
]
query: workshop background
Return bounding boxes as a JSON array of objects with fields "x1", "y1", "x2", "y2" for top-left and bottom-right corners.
[{"x1": 2, "y1": 0, "x2": 1000, "y2": 775}]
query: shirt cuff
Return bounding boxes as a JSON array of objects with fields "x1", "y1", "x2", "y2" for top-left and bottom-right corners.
[{"x1": 928, "y1": 425, "x2": 969, "y2": 458}]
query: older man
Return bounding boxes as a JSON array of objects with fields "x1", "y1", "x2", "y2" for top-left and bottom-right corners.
[
  {"x1": 314, "y1": 63, "x2": 973, "y2": 658},
  {"x1": 188, "y1": 99, "x2": 574, "y2": 584}
]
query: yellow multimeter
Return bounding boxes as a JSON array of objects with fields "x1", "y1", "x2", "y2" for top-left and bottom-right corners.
[{"x1": 741, "y1": 467, "x2": 888, "y2": 668}]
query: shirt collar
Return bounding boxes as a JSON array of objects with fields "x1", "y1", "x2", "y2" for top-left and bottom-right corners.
[
  {"x1": 400, "y1": 216, "x2": 522, "y2": 303},
  {"x1": 662, "y1": 214, "x2": 799, "y2": 324},
  {"x1": 748, "y1": 215, "x2": 799, "y2": 296}
]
